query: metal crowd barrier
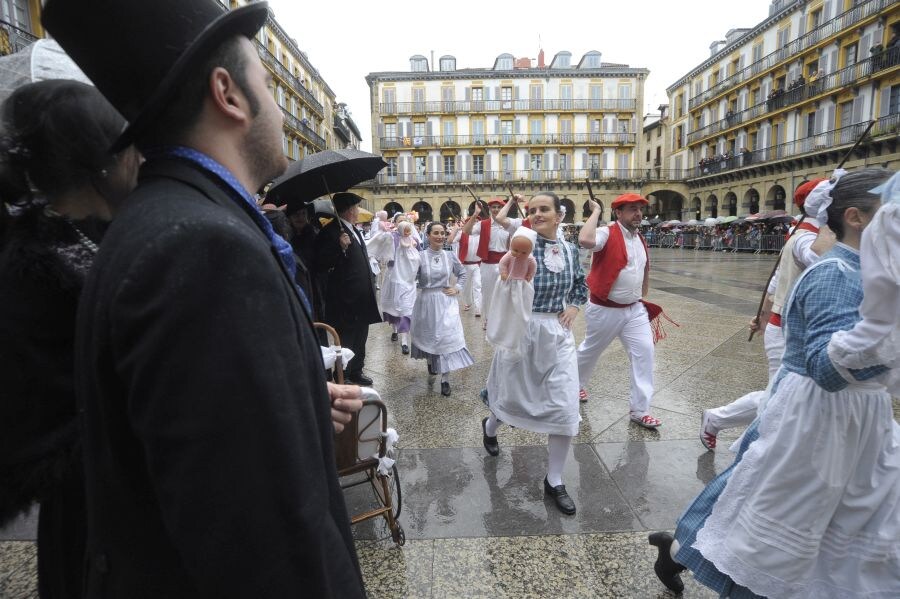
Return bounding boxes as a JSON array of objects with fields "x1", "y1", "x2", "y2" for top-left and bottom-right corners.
[{"x1": 645, "y1": 232, "x2": 785, "y2": 253}]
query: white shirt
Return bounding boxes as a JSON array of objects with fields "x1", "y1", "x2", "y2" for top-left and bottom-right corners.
[
  {"x1": 766, "y1": 219, "x2": 822, "y2": 295},
  {"x1": 488, "y1": 220, "x2": 510, "y2": 252},
  {"x1": 593, "y1": 222, "x2": 646, "y2": 304}
]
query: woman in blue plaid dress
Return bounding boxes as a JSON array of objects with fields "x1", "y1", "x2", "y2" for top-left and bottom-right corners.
[
  {"x1": 651, "y1": 168, "x2": 899, "y2": 598},
  {"x1": 480, "y1": 192, "x2": 588, "y2": 515}
]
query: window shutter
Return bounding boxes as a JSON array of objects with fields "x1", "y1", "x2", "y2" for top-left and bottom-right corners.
[
  {"x1": 377, "y1": 123, "x2": 383, "y2": 139},
  {"x1": 552, "y1": 153, "x2": 558, "y2": 170},
  {"x1": 880, "y1": 86, "x2": 892, "y2": 117},
  {"x1": 582, "y1": 153, "x2": 588, "y2": 169},
  {"x1": 426, "y1": 121, "x2": 433, "y2": 137},
  {"x1": 826, "y1": 105, "x2": 835, "y2": 131},
  {"x1": 485, "y1": 153, "x2": 491, "y2": 173},
  {"x1": 852, "y1": 97, "x2": 863, "y2": 124},
  {"x1": 799, "y1": 113, "x2": 808, "y2": 138},
  {"x1": 462, "y1": 154, "x2": 469, "y2": 173},
  {"x1": 431, "y1": 156, "x2": 438, "y2": 180},
  {"x1": 860, "y1": 34, "x2": 872, "y2": 60},
  {"x1": 465, "y1": 88, "x2": 471, "y2": 101},
  {"x1": 494, "y1": 86, "x2": 501, "y2": 100},
  {"x1": 815, "y1": 108, "x2": 823, "y2": 134},
  {"x1": 823, "y1": 0, "x2": 832, "y2": 20},
  {"x1": 829, "y1": 50, "x2": 838, "y2": 74},
  {"x1": 514, "y1": 119, "x2": 521, "y2": 134},
  {"x1": 494, "y1": 120, "x2": 500, "y2": 134},
  {"x1": 514, "y1": 86, "x2": 520, "y2": 100}
]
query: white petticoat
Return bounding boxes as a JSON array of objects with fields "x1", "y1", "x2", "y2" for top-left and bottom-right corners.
[
  {"x1": 486, "y1": 313, "x2": 581, "y2": 436},
  {"x1": 485, "y1": 279, "x2": 534, "y2": 354},
  {"x1": 693, "y1": 371, "x2": 900, "y2": 599}
]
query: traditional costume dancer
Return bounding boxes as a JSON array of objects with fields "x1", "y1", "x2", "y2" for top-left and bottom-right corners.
[
  {"x1": 481, "y1": 192, "x2": 587, "y2": 515},
  {"x1": 410, "y1": 222, "x2": 474, "y2": 396},
  {"x1": 699, "y1": 177, "x2": 832, "y2": 449},
  {"x1": 576, "y1": 193, "x2": 663, "y2": 428},
  {"x1": 650, "y1": 168, "x2": 898, "y2": 598},
  {"x1": 461, "y1": 198, "x2": 510, "y2": 329},
  {"x1": 485, "y1": 227, "x2": 537, "y2": 354},
  {"x1": 448, "y1": 214, "x2": 483, "y2": 316},
  {"x1": 380, "y1": 221, "x2": 420, "y2": 354},
  {"x1": 828, "y1": 170, "x2": 900, "y2": 394}
]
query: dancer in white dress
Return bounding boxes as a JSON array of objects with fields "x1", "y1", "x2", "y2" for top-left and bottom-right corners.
[
  {"x1": 379, "y1": 221, "x2": 420, "y2": 354},
  {"x1": 691, "y1": 168, "x2": 899, "y2": 599},
  {"x1": 480, "y1": 192, "x2": 588, "y2": 515},
  {"x1": 410, "y1": 222, "x2": 474, "y2": 397}
]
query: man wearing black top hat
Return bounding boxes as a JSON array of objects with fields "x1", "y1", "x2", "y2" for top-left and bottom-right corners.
[
  {"x1": 41, "y1": 1, "x2": 366, "y2": 597},
  {"x1": 314, "y1": 192, "x2": 382, "y2": 385}
]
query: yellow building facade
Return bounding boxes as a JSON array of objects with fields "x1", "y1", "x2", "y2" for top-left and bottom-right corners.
[
  {"x1": 663, "y1": 0, "x2": 899, "y2": 220},
  {"x1": 362, "y1": 52, "x2": 649, "y2": 222}
]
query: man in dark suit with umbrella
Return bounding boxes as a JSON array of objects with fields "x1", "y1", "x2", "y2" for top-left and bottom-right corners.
[
  {"x1": 315, "y1": 192, "x2": 382, "y2": 385},
  {"x1": 41, "y1": 0, "x2": 366, "y2": 597}
]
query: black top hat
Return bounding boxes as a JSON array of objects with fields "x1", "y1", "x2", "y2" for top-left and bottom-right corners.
[
  {"x1": 332, "y1": 192, "x2": 364, "y2": 214},
  {"x1": 42, "y1": 0, "x2": 269, "y2": 152}
]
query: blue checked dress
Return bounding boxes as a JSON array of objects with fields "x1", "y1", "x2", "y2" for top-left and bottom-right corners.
[
  {"x1": 486, "y1": 234, "x2": 588, "y2": 436},
  {"x1": 677, "y1": 244, "x2": 899, "y2": 598}
]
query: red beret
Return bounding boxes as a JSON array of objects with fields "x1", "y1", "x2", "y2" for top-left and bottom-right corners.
[
  {"x1": 487, "y1": 198, "x2": 507, "y2": 207},
  {"x1": 793, "y1": 178, "x2": 827, "y2": 208},
  {"x1": 611, "y1": 193, "x2": 649, "y2": 209}
]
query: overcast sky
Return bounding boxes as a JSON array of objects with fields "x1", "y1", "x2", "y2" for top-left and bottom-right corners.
[{"x1": 266, "y1": 0, "x2": 774, "y2": 152}]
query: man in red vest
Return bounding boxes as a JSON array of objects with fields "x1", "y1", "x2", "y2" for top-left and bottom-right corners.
[{"x1": 577, "y1": 193, "x2": 662, "y2": 429}]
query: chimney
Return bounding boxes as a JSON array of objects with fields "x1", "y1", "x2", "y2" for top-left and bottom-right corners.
[{"x1": 538, "y1": 49, "x2": 545, "y2": 68}]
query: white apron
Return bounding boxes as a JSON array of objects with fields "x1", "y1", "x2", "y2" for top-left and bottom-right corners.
[{"x1": 485, "y1": 278, "x2": 534, "y2": 353}]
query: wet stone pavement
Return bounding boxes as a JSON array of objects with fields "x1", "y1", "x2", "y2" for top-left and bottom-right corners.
[{"x1": 3, "y1": 249, "x2": 898, "y2": 598}]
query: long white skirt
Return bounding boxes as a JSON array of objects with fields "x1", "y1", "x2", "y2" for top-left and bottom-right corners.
[
  {"x1": 693, "y1": 371, "x2": 900, "y2": 599},
  {"x1": 487, "y1": 313, "x2": 581, "y2": 436},
  {"x1": 410, "y1": 288, "x2": 474, "y2": 372},
  {"x1": 380, "y1": 267, "x2": 417, "y2": 318}
]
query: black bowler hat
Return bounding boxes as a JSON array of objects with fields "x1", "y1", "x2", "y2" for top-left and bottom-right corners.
[
  {"x1": 332, "y1": 192, "x2": 364, "y2": 213},
  {"x1": 41, "y1": 0, "x2": 269, "y2": 152}
]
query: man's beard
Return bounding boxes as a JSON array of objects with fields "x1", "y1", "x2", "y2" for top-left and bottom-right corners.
[{"x1": 242, "y1": 111, "x2": 288, "y2": 192}]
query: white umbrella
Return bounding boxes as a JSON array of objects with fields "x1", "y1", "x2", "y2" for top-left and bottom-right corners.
[
  {"x1": 686, "y1": 219, "x2": 702, "y2": 225},
  {"x1": 0, "y1": 39, "x2": 91, "y2": 103},
  {"x1": 640, "y1": 219, "x2": 650, "y2": 226},
  {"x1": 704, "y1": 217, "x2": 718, "y2": 227}
]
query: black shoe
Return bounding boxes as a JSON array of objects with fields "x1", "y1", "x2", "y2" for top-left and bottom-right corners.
[
  {"x1": 648, "y1": 532, "x2": 686, "y2": 594},
  {"x1": 391, "y1": 332, "x2": 398, "y2": 342},
  {"x1": 346, "y1": 373, "x2": 373, "y2": 386},
  {"x1": 481, "y1": 417, "x2": 499, "y2": 456},
  {"x1": 544, "y1": 478, "x2": 576, "y2": 515},
  {"x1": 401, "y1": 344, "x2": 409, "y2": 355},
  {"x1": 440, "y1": 381, "x2": 451, "y2": 396},
  {"x1": 427, "y1": 363, "x2": 437, "y2": 376}
]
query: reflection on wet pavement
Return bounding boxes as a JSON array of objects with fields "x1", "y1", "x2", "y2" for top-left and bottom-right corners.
[{"x1": 3, "y1": 250, "x2": 896, "y2": 597}]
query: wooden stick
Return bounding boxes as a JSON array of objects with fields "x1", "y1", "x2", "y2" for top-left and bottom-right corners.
[
  {"x1": 748, "y1": 119, "x2": 876, "y2": 341},
  {"x1": 585, "y1": 178, "x2": 603, "y2": 220}
]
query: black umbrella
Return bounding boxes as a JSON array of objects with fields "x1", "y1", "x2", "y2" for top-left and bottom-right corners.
[{"x1": 265, "y1": 149, "x2": 388, "y2": 208}]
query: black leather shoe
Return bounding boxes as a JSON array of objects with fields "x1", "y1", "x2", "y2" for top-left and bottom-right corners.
[
  {"x1": 481, "y1": 417, "x2": 499, "y2": 456},
  {"x1": 346, "y1": 373, "x2": 373, "y2": 386},
  {"x1": 401, "y1": 344, "x2": 409, "y2": 355},
  {"x1": 648, "y1": 531, "x2": 686, "y2": 594},
  {"x1": 440, "y1": 381, "x2": 451, "y2": 396},
  {"x1": 391, "y1": 332, "x2": 398, "y2": 342},
  {"x1": 427, "y1": 362, "x2": 437, "y2": 376},
  {"x1": 544, "y1": 478, "x2": 576, "y2": 515}
]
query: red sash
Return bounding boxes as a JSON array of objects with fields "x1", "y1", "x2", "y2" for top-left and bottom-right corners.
[
  {"x1": 476, "y1": 218, "x2": 492, "y2": 261},
  {"x1": 458, "y1": 232, "x2": 470, "y2": 262}
]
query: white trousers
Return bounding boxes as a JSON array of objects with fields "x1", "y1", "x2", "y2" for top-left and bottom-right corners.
[
  {"x1": 462, "y1": 263, "x2": 482, "y2": 313},
  {"x1": 577, "y1": 301, "x2": 654, "y2": 417},
  {"x1": 480, "y1": 262, "x2": 500, "y2": 321},
  {"x1": 706, "y1": 323, "x2": 785, "y2": 432}
]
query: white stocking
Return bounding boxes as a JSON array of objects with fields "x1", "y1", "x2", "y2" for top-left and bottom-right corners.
[{"x1": 547, "y1": 434, "x2": 573, "y2": 487}]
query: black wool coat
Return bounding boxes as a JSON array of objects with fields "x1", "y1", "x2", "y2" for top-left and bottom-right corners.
[
  {"x1": 74, "y1": 158, "x2": 365, "y2": 598},
  {"x1": 313, "y1": 217, "x2": 382, "y2": 328}
]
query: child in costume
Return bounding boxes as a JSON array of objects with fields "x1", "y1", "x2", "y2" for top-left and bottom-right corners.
[
  {"x1": 380, "y1": 220, "x2": 420, "y2": 353},
  {"x1": 486, "y1": 227, "x2": 537, "y2": 353}
]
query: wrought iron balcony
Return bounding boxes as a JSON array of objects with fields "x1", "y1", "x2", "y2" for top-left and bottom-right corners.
[
  {"x1": 690, "y1": 112, "x2": 899, "y2": 180},
  {"x1": 378, "y1": 132, "x2": 636, "y2": 150},
  {"x1": 365, "y1": 168, "x2": 691, "y2": 186},
  {"x1": 281, "y1": 107, "x2": 326, "y2": 149},
  {"x1": 688, "y1": 0, "x2": 891, "y2": 111},
  {"x1": 256, "y1": 43, "x2": 324, "y2": 118},
  {"x1": 687, "y1": 46, "x2": 898, "y2": 145},
  {"x1": 378, "y1": 98, "x2": 637, "y2": 116},
  {"x1": 0, "y1": 19, "x2": 38, "y2": 56}
]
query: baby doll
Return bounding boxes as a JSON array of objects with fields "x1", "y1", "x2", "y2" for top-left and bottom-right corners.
[
  {"x1": 486, "y1": 227, "x2": 538, "y2": 354},
  {"x1": 499, "y1": 230, "x2": 537, "y2": 282}
]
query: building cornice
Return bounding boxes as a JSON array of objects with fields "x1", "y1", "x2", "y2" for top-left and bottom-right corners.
[
  {"x1": 366, "y1": 67, "x2": 649, "y2": 86},
  {"x1": 666, "y1": 1, "x2": 803, "y2": 94}
]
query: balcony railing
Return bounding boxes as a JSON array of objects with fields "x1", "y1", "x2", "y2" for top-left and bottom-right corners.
[
  {"x1": 690, "y1": 112, "x2": 899, "y2": 179},
  {"x1": 0, "y1": 19, "x2": 38, "y2": 55},
  {"x1": 379, "y1": 132, "x2": 636, "y2": 149},
  {"x1": 688, "y1": 0, "x2": 891, "y2": 111},
  {"x1": 687, "y1": 46, "x2": 898, "y2": 145},
  {"x1": 281, "y1": 107, "x2": 326, "y2": 149},
  {"x1": 379, "y1": 98, "x2": 637, "y2": 116},
  {"x1": 366, "y1": 168, "x2": 691, "y2": 186},
  {"x1": 256, "y1": 43, "x2": 324, "y2": 118}
]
